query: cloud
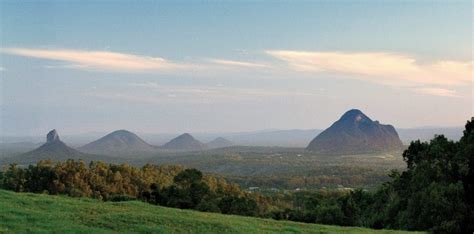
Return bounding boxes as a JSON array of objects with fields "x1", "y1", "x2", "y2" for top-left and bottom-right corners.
[
  {"x1": 0, "y1": 66, "x2": 4, "y2": 71},
  {"x1": 209, "y1": 59, "x2": 270, "y2": 68},
  {"x1": 3, "y1": 47, "x2": 471, "y2": 98},
  {"x1": 2, "y1": 48, "x2": 194, "y2": 72},
  {"x1": 414, "y1": 87, "x2": 459, "y2": 97},
  {"x1": 266, "y1": 50, "x2": 472, "y2": 86},
  {"x1": 1, "y1": 48, "x2": 271, "y2": 75}
]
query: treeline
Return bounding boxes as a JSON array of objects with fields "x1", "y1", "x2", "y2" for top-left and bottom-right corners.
[
  {"x1": 1, "y1": 118, "x2": 473, "y2": 233},
  {"x1": 1, "y1": 161, "x2": 183, "y2": 199},
  {"x1": 0, "y1": 161, "x2": 272, "y2": 216}
]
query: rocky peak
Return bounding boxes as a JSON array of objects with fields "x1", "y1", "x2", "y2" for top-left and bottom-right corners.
[
  {"x1": 306, "y1": 109, "x2": 403, "y2": 155},
  {"x1": 46, "y1": 129, "x2": 60, "y2": 143},
  {"x1": 339, "y1": 109, "x2": 371, "y2": 123}
]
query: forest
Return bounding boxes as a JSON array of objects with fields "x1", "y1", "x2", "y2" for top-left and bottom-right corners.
[{"x1": 1, "y1": 118, "x2": 473, "y2": 233}]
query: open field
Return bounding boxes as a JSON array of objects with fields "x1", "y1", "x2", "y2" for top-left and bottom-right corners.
[{"x1": 0, "y1": 189, "x2": 420, "y2": 233}]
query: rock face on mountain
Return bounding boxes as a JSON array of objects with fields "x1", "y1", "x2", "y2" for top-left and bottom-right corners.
[
  {"x1": 206, "y1": 137, "x2": 233, "y2": 149},
  {"x1": 162, "y1": 133, "x2": 207, "y2": 151},
  {"x1": 1, "y1": 130, "x2": 101, "y2": 166},
  {"x1": 47, "y1": 129, "x2": 60, "y2": 142},
  {"x1": 78, "y1": 130, "x2": 155, "y2": 156},
  {"x1": 306, "y1": 109, "x2": 404, "y2": 155}
]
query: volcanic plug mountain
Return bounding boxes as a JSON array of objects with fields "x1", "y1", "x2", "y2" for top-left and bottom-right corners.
[
  {"x1": 1, "y1": 130, "x2": 97, "y2": 166},
  {"x1": 78, "y1": 130, "x2": 155, "y2": 156},
  {"x1": 162, "y1": 133, "x2": 207, "y2": 151},
  {"x1": 306, "y1": 109, "x2": 403, "y2": 155}
]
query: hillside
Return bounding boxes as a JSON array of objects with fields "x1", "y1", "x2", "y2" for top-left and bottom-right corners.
[
  {"x1": 78, "y1": 130, "x2": 156, "y2": 156},
  {"x1": 162, "y1": 133, "x2": 208, "y2": 151},
  {"x1": 307, "y1": 109, "x2": 404, "y2": 155},
  {"x1": 207, "y1": 137, "x2": 233, "y2": 149},
  {"x1": 0, "y1": 189, "x2": 417, "y2": 233}
]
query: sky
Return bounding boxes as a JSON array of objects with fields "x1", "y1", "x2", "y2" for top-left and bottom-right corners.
[{"x1": 0, "y1": 0, "x2": 472, "y2": 136}]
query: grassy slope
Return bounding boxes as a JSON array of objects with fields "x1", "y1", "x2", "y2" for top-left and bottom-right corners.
[{"x1": 0, "y1": 189, "x2": 418, "y2": 233}]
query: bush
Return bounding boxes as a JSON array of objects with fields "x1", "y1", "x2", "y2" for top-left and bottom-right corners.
[{"x1": 108, "y1": 194, "x2": 136, "y2": 202}]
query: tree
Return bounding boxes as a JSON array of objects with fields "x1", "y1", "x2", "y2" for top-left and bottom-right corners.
[
  {"x1": 218, "y1": 196, "x2": 258, "y2": 216},
  {"x1": 174, "y1": 168, "x2": 203, "y2": 188},
  {"x1": 377, "y1": 118, "x2": 474, "y2": 233}
]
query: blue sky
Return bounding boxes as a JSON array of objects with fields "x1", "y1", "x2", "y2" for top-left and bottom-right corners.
[{"x1": 1, "y1": 1, "x2": 472, "y2": 135}]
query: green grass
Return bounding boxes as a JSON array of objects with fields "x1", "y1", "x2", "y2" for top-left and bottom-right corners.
[{"x1": 0, "y1": 189, "x2": 419, "y2": 233}]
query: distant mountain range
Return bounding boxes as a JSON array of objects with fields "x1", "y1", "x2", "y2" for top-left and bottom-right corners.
[
  {"x1": 0, "y1": 130, "x2": 236, "y2": 165},
  {"x1": 138, "y1": 127, "x2": 463, "y2": 147},
  {"x1": 1, "y1": 127, "x2": 464, "y2": 155},
  {"x1": 78, "y1": 130, "x2": 156, "y2": 157},
  {"x1": 0, "y1": 118, "x2": 464, "y2": 167},
  {"x1": 0, "y1": 119, "x2": 465, "y2": 158},
  {"x1": 307, "y1": 109, "x2": 404, "y2": 155}
]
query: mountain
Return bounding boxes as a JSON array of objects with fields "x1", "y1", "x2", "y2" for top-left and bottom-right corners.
[
  {"x1": 0, "y1": 130, "x2": 105, "y2": 166},
  {"x1": 161, "y1": 133, "x2": 207, "y2": 151},
  {"x1": 306, "y1": 109, "x2": 404, "y2": 155},
  {"x1": 206, "y1": 137, "x2": 233, "y2": 149},
  {"x1": 78, "y1": 130, "x2": 156, "y2": 156}
]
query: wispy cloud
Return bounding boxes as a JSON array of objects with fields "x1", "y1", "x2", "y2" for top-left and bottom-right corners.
[
  {"x1": 414, "y1": 87, "x2": 459, "y2": 97},
  {"x1": 1, "y1": 48, "x2": 273, "y2": 75},
  {"x1": 2, "y1": 48, "x2": 194, "y2": 72},
  {"x1": 266, "y1": 50, "x2": 472, "y2": 87},
  {"x1": 3, "y1": 47, "x2": 471, "y2": 99},
  {"x1": 209, "y1": 59, "x2": 270, "y2": 68}
]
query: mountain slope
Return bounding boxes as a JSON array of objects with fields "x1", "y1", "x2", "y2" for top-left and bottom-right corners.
[
  {"x1": 207, "y1": 137, "x2": 233, "y2": 149},
  {"x1": 306, "y1": 109, "x2": 404, "y2": 155},
  {"x1": 0, "y1": 189, "x2": 413, "y2": 233},
  {"x1": 78, "y1": 130, "x2": 156, "y2": 156},
  {"x1": 162, "y1": 133, "x2": 207, "y2": 151}
]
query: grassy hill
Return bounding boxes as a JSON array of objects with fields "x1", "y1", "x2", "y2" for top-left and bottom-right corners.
[{"x1": 0, "y1": 189, "x2": 419, "y2": 233}]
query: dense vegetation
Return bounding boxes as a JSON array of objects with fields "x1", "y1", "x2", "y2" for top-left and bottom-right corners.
[
  {"x1": 271, "y1": 118, "x2": 473, "y2": 233},
  {"x1": 0, "y1": 189, "x2": 415, "y2": 233},
  {"x1": 0, "y1": 161, "x2": 271, "y2": 216},
  {"x1": 1, "y1": 118, "x2": 472, "y2": 233}
]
